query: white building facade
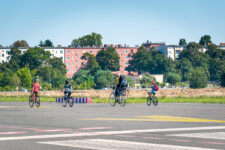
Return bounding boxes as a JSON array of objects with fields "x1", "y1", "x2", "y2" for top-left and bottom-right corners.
[
  {"x1": 44, "y1": 48, "x2": 64, "y2": 62},
  {"x1": 0, "y1": 47, "x2": 28, "y2": 63},
  {"x1": 156, "y1": 45, "x2": 185, "y2": 60}
]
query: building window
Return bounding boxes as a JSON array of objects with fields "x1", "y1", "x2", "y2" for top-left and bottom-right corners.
[
  {"x1": 2, "y1": 60, "x2": 4, "y2": 63},
  {"x1": 89, "y1": 50, "x2": 92, "y2": 53},
  {"x1": 76, "y1": 66, "x2": 78, "y2": 69},
  {"x1": 67, "y1": 50, "x2": 69, "y2": 54},
  {"x1": 60, "y1": 50, "x2": 63, "y2": 54},
  {"x1": 125, "y1": 50, "x2": 128, "y2": 53},
  {"x1": 6, "y1": 57, "x2": 10, "y2": 60},
  {"x1": 120, "y1": 53, "x2": 123, "y2": 56},
  {"x1": 126, "y1": 63, "x2": 128, "y2": 66},
  {"x1": 67, "y1": 57, "x2": 69, "y2": 60},
  {"x1": 75, "y1": 60, "x2": 77, "y2": 63},
  {"x1": 60, "y1": 57, "x2": 63, "y2": 60},
  {"x1": 125, "y1": 56, "x2": 128, "y2": 59},
  {"x1": 67, "y1": 69, "x2": 70, "y2": 72},
  {"x1": 120, "y1": 60, "x2": 123, "y2": 63},
  {"x1": 67, "y1": 63, "x2": 69, "y2": 66},
  {"x1": 72, "y1": 57, "x2": 74, "y2": 60},
  {"x1": 2, "y1": 54, "x2": 4, "y2": 57},
  {"x1": 75, "y1": 54, "x2": 77, "y2": 57},
  {"x1": 6, "y1": 51, "x2": 9, "y2": 54},
  {"x1": 130, "y1": 49, "x2": 133, "y2": 53}
]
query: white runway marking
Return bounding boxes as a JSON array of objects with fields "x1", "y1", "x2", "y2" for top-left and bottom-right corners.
[
  {"x1": 169, "y1": 132, "x2": 225, "y2": 140},
  {"x1": 0, "y1": 126, "x2": 225, "y2": 141},
  {"x1": 38, "y1": 139, "x2": 215, "y2": 150}
]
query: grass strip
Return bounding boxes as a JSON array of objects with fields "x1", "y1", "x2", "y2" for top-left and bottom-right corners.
[{"x1": 0, "y1": 96, "x2": 224, "y2": 104}]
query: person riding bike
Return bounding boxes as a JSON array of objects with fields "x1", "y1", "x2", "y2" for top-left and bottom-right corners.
[
  {"x1": 32, "y1": 78, "x2": 41, "y2": 98},
  {"x1": 114, "y1": 74, "x2": 120, "y2": 97},
  {"x1": 63, "y1": 80, "x2": 72, "y2": 98},
  {"x1": 149, "y1": 81, "x2": 159, "y2": 99}
]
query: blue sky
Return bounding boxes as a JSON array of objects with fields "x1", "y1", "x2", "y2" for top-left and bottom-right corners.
[{"x1": 0, "y1": 0, "x2": 225, "y2": 47}]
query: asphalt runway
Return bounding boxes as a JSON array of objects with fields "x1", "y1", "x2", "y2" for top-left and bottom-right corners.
[{"x1": 0, "y1": 102, "x2": 225, "y2": 150}]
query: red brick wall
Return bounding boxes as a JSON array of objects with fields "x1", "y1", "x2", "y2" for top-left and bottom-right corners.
[{"x1": 64, "y1": 47, "x2": 138, "y2": 78}]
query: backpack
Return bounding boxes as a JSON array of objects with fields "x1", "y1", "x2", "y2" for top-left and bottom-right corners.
[
  {"x1": 154, "y1": 84, "x2": 159, "y2": 91},
  {"x1": 120, "y1": 76, "x2": 127, "y2": 85}
]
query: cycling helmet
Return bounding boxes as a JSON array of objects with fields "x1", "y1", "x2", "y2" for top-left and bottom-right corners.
[
  {"x1": 33, "y1": 78, "x2": 38, "y2": 82},
  {"x1": 152, "y1": 81, "x2": 155, "y2": 84},
  {"x1": 65, "y1": 80, "x2": 69, "y2": 84}
]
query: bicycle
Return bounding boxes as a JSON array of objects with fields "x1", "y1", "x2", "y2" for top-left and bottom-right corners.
[
  {"x1": 147, "y1": 92, "x2": 158, "y2": 106},
  {"x1": 62, "y1": 92, "x2": 73, "y2": 107},
  {"x1": 29, "y1": 92, "x2": 40, "y2": 108},
  {"x1": 109, "y1": 84, "x2": 127, "y2": 107}
]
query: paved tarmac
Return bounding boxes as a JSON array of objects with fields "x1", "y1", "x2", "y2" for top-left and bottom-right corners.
[{"x1": 0, "y1": 102, "x2": 225, "y2": 150}]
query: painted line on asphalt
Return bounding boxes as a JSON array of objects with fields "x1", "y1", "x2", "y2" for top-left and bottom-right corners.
[
  {"x1": 142, "y1": 136, "x2": 161, "y2": 140},
  {"x1": 78, "y1": 127, "x2": 113, "y2": 130},
  {"x1": 117, "y1": 135, "x2": 136, "y2": 138},
  {"x1": 82, "y1": 115, "x2": 225, "y2": 122},
  {"x1": 0, "y1": 126, "x2": 225, "y2": 141},
  {"x1": 168, "y1": 132, "x2": 225, "y2": 140},
  {"x1": 35, "y1": 129, "x2": 72, "y2": 133},
  {"x1": 169, "y1": 139, "x2": 191, "y2": 142},
  {"x1": 202, "y1": 141, "x2": 225, "y2": 145},
  {"x1": 38, "y1": 139, "x2": 215, "y2": 150},
  {"x1": 0, "y1": 132, "x2": 26, "y2": 135}
]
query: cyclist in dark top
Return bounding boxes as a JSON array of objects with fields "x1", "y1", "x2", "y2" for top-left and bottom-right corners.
[{"x1": 63, "y1": 80, "x2": 72, "y2": 97}]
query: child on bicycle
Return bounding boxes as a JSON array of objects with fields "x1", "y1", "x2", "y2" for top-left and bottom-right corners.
[
  {"x1": 32, "y1": 78, "x2": 40, "y2": 98},
  {"x1": 63, "y1": 80, "x2": 72, "y2": 97},
  {"x1": 149, "y1": 81, "x2": 159, "y2": 99}
]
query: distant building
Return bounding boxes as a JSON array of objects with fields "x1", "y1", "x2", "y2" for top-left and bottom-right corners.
[
  {"x1": 142, "y1": 41, "x2": 165, "y2": 50},
  {"x1": 64, "y1": 45, "x2": 138, "y2": 78},
  {"x1": 0, "y1": 47, "x2": 28, "y2": 63},
  {"x1": 156, "y1": 45, "x2": 185, "y2": 60},
  {"x1": 44, "y1": 47, "x2": 64, "y2": 62}
]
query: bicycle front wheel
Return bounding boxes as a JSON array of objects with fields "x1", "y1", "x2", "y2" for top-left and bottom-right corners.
[
  {"x1": 62, "y1": 97, "x2": 67, "y2": 107},
  {"x1": 109, "y1": 93, "x2": 116, "y2": 106},
  {"x1": 29, "y1": 96, "x2": 34, "y2": 108},
  {"x1": 147, "y1": 96, "x2": 151, "y2": 106},
  {"x1": 36, "y1": 96, "x2": 40, "y2": 108},
  {"x1": 119, "y1": 95, "x2": 126, "y2": 107},
  {"x1": 69, "y1": 97, "x2": 74, "y2": 107},
  {"x1": 153, "y1": 97, "x2": 158, "y2": 106}
]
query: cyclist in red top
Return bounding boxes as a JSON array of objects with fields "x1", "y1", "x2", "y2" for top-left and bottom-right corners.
[{"x1": 32, "y1": 78, "x2": 40, "y2": 98}]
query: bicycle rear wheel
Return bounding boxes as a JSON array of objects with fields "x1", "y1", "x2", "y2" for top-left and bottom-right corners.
[
  {"x1": 62, "y1": 97, "x2": 67, "y2": 107},
  {"x1": 147, "y1": 96, "x2": 151, "y2": 106},
  {"x1": 69, "y1": 97, "x2": 74, "y2": 107},
  {"x1": 36, "y1": 96, "x2": 40, "y2": 108},
  {"x1": 119, "y1": 94, "x2": 126, "y2": 107},
  {"x1": 109, "y1": 93, "x2": 116, "y2": 106},
  {"x1": 29, "y1": 95, "x2": 34, "y2": 108},
  {"x1": 153, "y1": 97, "x2": 158, "y2": 106}
]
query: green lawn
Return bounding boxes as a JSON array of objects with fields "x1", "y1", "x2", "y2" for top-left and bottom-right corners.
[{"x1": 1, "y1": 96, "x2": 224, "y2": 103}]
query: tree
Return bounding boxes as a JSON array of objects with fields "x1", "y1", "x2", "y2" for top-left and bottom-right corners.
[
  {"x1": 186, "y1": 42, "x2": 202, "y2": 51},
  {"x1": 49, "y1": 57, "x2": 66, "y2": 75},
  {"x1": 126, "y1": 46, "x2": 151, "y2": 74},
  {"x1": 94, "y1": 70, "x2": 114, "y2": 89},
  {"x1": 219, "y1": 69, "x2": 225, "y2": 87},
  {"x1": 189, "y1": 67, "x2": 208, "y2": 89},
  {"x1": 39, "y1": 40, "x2": 44, "y2": 47},
  {"x1": 16, "y1": 67, "x2": 32, "y2": 88},
  {"x1": 0, "y1": 44, "x2": 3, "y2": 48},
  {"x1": 10, "y1": 74, "x2": 21, "y2": 89},
  {"x1": 0, "y1": 69, "x2": 13, "y2": 87},
  {"x1": 43, "y1": 39, "x2": 54, "y2": 47},
  {"x1": 179, "y1": 38, "x2": 187, "y2": 45},
  {"x1": 20, "y1": 47, "x2": 51, "y2": 70},
  {"x1": 177, "y1": 58, "x2": 193, "y2": 81},
  {"x1": 72, "y1": 70, "x2": 95, "y2": 89},
  {"x1": 81, "y1": 53, "x2": 100, "y2": 75},
  {"x1": 164, "y1": 72, "x2": 181, "y2": 86},
  {"x1": 139, "y1": 74, "x2": 155, "y2": 88},
  {"x1": 8, "y1": 48, "x2": 22, "y2": 71},
  {"x1": 96, "y1": 47, "x2": 120, "y2": 71},
  {"x1": 199, "y1": 35, "x2": 212, "y2": 46},
  {"x1": 12, "y1": 40, "x2": 29, "y2": 48},
  {"x1": 71, "y1": 32, "x2": 103, "y2": 47},
  {"x1": 126, "y1": 76, "x2": 134, "y2": 88}
]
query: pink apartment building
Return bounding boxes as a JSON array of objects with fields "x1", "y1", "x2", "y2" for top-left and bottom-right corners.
[{"x1": 64, "y1": 45, "x2": 138, "y2": 78}]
